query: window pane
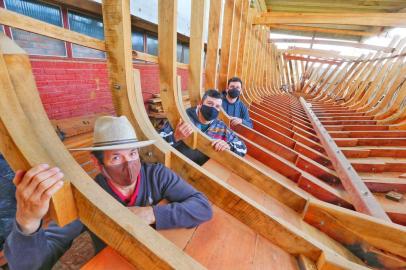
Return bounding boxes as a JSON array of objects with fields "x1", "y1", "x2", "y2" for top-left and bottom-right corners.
[
  {"x1": 177, "y1": 42, "x2": 182, "y2": 62},
  {"x1": 12, "y1": 29, "x2": 67, "y2": 56},
  {"x1": 183, "y1": 45, "x2": 189, "y2": 64},
  {"x1": 5, "y1": 0, "x2": 66, "y2": 56},
  {"x1": 132, "y1": 30, "x2": 144, "y2": 51},
  {"x1": 71, "y1": 44, "x2": 105, "y2": 59},
  {"x1": 68, "y1": 11, "x2": 105, "y2": 59},
  {"x1": 146, "y1": 34, "x2": 158, "y2": 56},
  {"x1": 5, "y1": 0, "x2": 62, "y2": 26},
  {"x1": 68, "y1": 11, "x2": 104, "y2": 39}
]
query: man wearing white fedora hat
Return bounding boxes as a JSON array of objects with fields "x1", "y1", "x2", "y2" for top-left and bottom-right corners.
[{"x1": 4, "y1": 116, "x2": 212, "y2": 270}]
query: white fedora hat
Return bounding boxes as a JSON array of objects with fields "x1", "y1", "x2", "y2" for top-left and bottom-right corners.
[{"x1": 70, "y1": 116, "x2": 155, "y2": 151}]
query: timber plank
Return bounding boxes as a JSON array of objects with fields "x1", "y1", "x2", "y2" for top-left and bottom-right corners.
[{"x1": 304, "y1": 199, "x2": 406, "y2": 260}]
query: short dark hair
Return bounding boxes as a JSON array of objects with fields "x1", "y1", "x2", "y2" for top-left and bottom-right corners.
[
  {"x1": 91, "y1": 151, "x2": 104, "y2": 165},
  {"x1": 202, "y1": 89, "x2": 222, "y2": 102},
  {"x1": 227, "y1": 77, "x2": 243, "y2": 87}
]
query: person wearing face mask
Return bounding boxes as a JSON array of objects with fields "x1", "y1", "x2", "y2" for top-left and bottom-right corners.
[
  {"x1": 160, "y1": 90, "x2": 247, "y2": 165},
  {"x1": 4, "y1": 116, "x2": 212, "y2": 270},
  {"x1": 222, "y1": 77, "x2": 253, "y2": 128}
]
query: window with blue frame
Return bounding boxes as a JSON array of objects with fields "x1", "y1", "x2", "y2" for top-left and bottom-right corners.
[
  {"x1": 68, "y1": 10, "x2": 105, "y2": 59},
  {"x1": 132, "y1": 30, "x2": 144, "y2": 52},
  {"x1": 146, "y1": 33, "x2": 158, "y2": 56},
  {"x1": 4, "y1": 0, "x2": 66, "y2": 56}
]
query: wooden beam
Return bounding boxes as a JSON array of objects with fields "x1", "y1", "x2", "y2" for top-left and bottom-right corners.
[
  {"x1": 304, "y1": 199, "x2": 406, "y2": 267},
  {"x1": 269, "y1": 24, "x2": 377, "y2": 37},
  {"x1": 0, "y1": 50, "x2": 76, "y2": 227},
  {"x1": 265, "y1": 0, "x2": 406, "y2": 12},
  {"x1": 254, "y1": 12, "x2": 406, "y2": 27},
  {"x1": 270, "y1": 38, "x2": 394, "y2": 53},
  {"x1": 0, "y1": 36, "x2": 201, "y2": 269},
  {"x1": 147, "y1": 3, "x2": 367, "y2": 264},
  {"x1": 284, "y1": 55, "x2": 341, "y2": 65},
  {"x1": 265, "y1": 6, "x2": 405, "y2": 14},
  {"x1": 0, "y1": 8, "x2": 188, "y2": 69},
  {"x1": 218, "y1": 0, "x2": 235, "y2": 89},
  {"x1": 240, "y1": 9, "x2": 257, "y2": 94},
  {"x1": 188, "y1": 0, "x2": 207, "y2": 106},
  {"x1": 204, "y1": 0, "x2": 223, "y2": 89},
  {"x1": 0, "y1": 8, "x2": 105, "y2": 51},
  {"x1": 227, "y1": 0, "x2": 243, "y2": 78},
  {"x1": 101, "y1": 0, "x2": 140, "y2": 128},
  {"x1": 285, "y1": 48, "x2": 354, "y2": 60},
  {"x1": 51, "y1": 0, "x2": 190, "y2": 43},
  {"x1": 300, "y1": 98, "x2": 391, "y2": 221},
  {"x1": 132, "y1": 50, "x2": 189, "y2": 68},
  {"x1": 159, "y1": 0, "x2": 309, "y2": 212},
  {"x1": 235, "y1": 0, "x2": 250, "y2": 78}
]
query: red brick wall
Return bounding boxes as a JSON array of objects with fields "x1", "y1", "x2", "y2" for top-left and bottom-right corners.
[{"x1": 30, "y1": 58, "x2": 189, "y2": 119}]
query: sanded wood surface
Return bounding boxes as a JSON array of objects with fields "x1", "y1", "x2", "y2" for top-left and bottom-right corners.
[{"x1": 0, "y1": 36, "x2": 202, "y2": 270}]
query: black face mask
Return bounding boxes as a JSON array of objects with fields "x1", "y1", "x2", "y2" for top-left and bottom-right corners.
[
  {"x1": 228, "y1": 88, "x2": 240, "y2": 99},
  {"x1": 200, "y1": 105, "x2": 219, "y2": 121}
]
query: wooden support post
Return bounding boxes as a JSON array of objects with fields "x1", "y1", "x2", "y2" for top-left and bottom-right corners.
[
  {"x1": 240, "y1": 8, "x2": 256, "y2": 89},
  {"x1": 101, "y1": 0, "x2": 134, "y2": 118},
  {"x1": 188, "y1": 0, "x2": 207, "y2": 106},
  {"x1": 0, "y1": 36, "x2": 200, "y2": 269},
  {"x1": 101, "y1": 0, "x2": 163, "y2": 163},
  {"x1": 235, "y1": 0, "x2": 250, "y2": 78},
  {"x1": 204, "y1": 0, "x2": 223, "y2": 89},
  {"x1": 218, "y1": 0, "x2": 236, "y2": 89},
  {"x1": 227, "y1": 0, "x2": 243, "y2": 78}
]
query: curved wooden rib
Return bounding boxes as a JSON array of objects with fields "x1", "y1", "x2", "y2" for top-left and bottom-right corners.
[
  {"x1": 217, "y1": 5, "x2": 406, "y2": 267},
  {"x1": 0, "y1": 36, "x2": 201, "y2": 270},
  {"x1": 153, "y1": 1, "x2": 376, "y2": 269},
  {"x1": 2, "y1": 0, "x2": 405, "y2": 269},
  {"x1": 239, "y1": 17, "x2": 406, "y2": 267}
]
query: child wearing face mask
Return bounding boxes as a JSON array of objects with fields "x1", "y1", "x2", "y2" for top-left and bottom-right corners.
[{"x1": 159, "y1": 90, "x2": 247, "y2": 165}]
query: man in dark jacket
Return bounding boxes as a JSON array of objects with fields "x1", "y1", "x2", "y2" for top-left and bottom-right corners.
[
  {"x1": 4, "y1": 116, "x2": 212, "y2": 270},
  {"x1": 160, "y1": 90, "x2": 247, "y2": 165},
  {"x1": 222, "y1": 77, "x2": 253, "y2": 128}
]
